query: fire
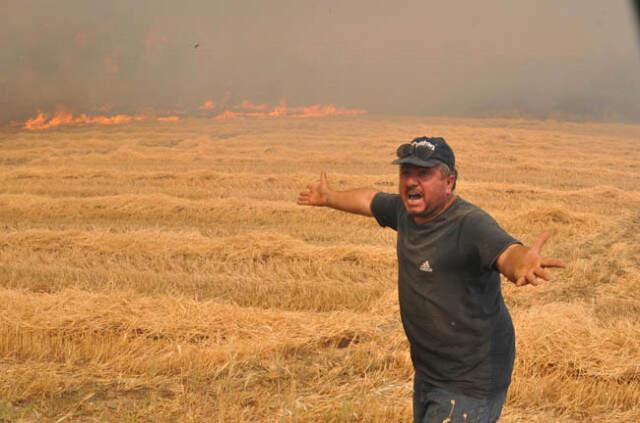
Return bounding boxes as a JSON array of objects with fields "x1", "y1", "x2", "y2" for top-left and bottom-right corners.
[
  {"x1": 238, "y1": 100, "x2": 269, "y2": 112},
  {"x1": 23, "y1": 110, "x2": 178, "y2": 130},
  {"x1": 296, "y1": 104, "x2": 366, "y2": 118},
  {"x1": 268, "y1": 99, "x2": 288, "y2": 117},
  {"x1": 213, "y1": 110, "x2": 242, "y2": 120},
  {"x1": 199, "y1": 100, "x2": 215, "y2": 110},
  {"x1": 22, "y1": 98, "x2": 367, "y2": 130},
  {"x1": 213, "y1": 99, "x2": 366, "y2": 120},
  {"x1": 24, "y1": 110, "x2": 140, "y2": 130},
  {"x1": 24, "y1": 113, "x2": 49, "y2": 131}
]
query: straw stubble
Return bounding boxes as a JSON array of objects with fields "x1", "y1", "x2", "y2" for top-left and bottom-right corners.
[{"x1": 0, "y1": 116, "x2": 639, "y2": 421}]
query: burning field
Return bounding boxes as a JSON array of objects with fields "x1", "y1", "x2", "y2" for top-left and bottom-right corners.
[{"x1": 0, "y1": 115, "x2": 639, "y2": 421}]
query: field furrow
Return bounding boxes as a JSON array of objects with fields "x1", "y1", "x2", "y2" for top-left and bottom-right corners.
[{"x1": 1, "y1": 116, "x2": 639, "y2": 421}]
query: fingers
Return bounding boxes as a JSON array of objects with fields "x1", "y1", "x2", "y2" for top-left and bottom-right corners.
[
  {"x1": 534, "y1": 267, "x2": 551, "y2": 281},
  {"x1": 297, "y1": 185, "x2": 313, "y2": 204},
  {"x1": 297, "y1": 171, "x2": 327, "y2": 206},
  {"x1": 297, "y1": 192, "x2": 310, "y2": 205},
  {"x1": 532, "y1": 231, "x2": 551, "y2": 252},
  {"x1": 516, "y1": 271, "x2": 536, "y2": 286},
  {"x1": 305, "y1": 172, "x2": 326, "y2": 192},
  {"x1": 516, "y1": 272, "x2": 540, "y2": 287},
  {"x1": 515, "y1": 274, "x2": 535, "y2": 286},
  {"x1": 516, "y1": 264, "x2": 561, "y2": 287},
  {"x1": 541, "y1": 257, "x2": 566, "y2": 268}
]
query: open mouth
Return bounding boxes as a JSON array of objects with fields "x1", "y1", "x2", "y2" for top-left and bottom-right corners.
[{"x1": 407, "y1": 191, "x2": 423, "y2": 201}]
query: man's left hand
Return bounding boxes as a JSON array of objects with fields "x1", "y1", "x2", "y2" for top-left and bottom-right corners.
[{"x1": 497, "y1": 232, "x2": 566, "y2": 286}]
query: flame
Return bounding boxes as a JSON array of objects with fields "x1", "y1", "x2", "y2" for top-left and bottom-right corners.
[
  {"x1": 86, "y1": 114, "x2": 137, "y2": 125},
  {"x1": 296, "y1": 104, "x2": 367, "y2": 118},
  {"x1": 213, "y1": 110, "x2": 242, "y2": 120},
  {"x1": 24, "y1": 113, "x2": 50, "y2": 130},
  {"x1": 22, "y1": 98, "x2": 366, "y2": 130},
  {"x1": 268, "y1": 99, "x2": 288, "y2": 117},
  {"x1": 23, "y1": 110, "x2": 179, "y2": 130},
  {"x1": 212, "y1": 99, "x2": 366, "y2": 120},
  {"x1": 238, "y1": 100, "x2": 269, "y2": 112},
  {"x1": 200, "y1": 100, "x2": 215, "y2": 110},
  {"x1": 297, "y1": 104, "x2": 338, "y2": 118}
]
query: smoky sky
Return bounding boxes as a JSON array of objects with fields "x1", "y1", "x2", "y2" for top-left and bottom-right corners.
[{"x1": 2, "y1": 0, "x2": 640, "y2": 123}]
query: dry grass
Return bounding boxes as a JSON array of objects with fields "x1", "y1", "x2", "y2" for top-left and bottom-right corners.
[{"x1": 0, "y1": 115, "x2": 639, "y2": 422}]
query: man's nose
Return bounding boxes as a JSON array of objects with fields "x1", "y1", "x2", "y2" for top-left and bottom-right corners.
[{"x1": 404, "y1": 173, "x2": 418, "y2": 185}]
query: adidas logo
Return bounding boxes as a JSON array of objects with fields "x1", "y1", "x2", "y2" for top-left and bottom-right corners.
[{"x1": 419, "y1": 260, "x2": 433, "y2": 272}]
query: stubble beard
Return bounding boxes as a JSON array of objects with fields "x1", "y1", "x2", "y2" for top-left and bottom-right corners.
[{"x1": 406, "y1": 193, "x2": 455, "y2": 223}]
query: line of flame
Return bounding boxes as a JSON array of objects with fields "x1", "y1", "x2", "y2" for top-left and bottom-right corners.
[
  {"x1": 23, "y1": 99, "x2": 367, "y2": 130},
  {"x1": 24, "y1": 111, "x2": 180, "y2": 130},
  {"x1": 209, "y1": 99, "x2": 367, "y2": 120}
]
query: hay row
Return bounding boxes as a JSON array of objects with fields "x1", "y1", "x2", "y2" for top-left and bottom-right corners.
[
  {"x1": 0, "y1": 229, "x2": 394, "y2": 266},
  {"x1": 0, "y1": 262, "x2": 394, "y2": 312},
  {"x1": 0, "y1": 189, "x2": 626, "y2": 225}
]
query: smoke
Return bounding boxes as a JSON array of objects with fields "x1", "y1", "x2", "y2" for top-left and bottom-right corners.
[{"x1": 2, "y1": 0, "x2": 640, "y2": 124}]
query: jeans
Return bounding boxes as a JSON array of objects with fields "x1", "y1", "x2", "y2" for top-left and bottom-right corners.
[{"x1": 413, "y1": 374, "x2": 507, "y2": 423}]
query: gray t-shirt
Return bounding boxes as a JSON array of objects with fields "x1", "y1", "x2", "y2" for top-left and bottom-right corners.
[{"x1": 371, "y1": 193, "x2": 519, "y2": 398}]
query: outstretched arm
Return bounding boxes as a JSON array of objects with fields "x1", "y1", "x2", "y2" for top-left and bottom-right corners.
[
  {"x1": 496, "y1": 232, "x2": 566, "y2": 286},
  {"x1": 297, "y1": 171, "x2": 378, "y2": 217}
]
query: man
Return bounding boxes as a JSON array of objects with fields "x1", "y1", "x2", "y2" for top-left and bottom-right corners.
[{"x1": 297, "y1": 136, "x2": 564, "y2": 423}]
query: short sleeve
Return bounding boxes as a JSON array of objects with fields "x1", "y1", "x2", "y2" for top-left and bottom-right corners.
[
  {"x1": 370, "y1": 192, "x2": 402, "y2": 231},
  {"x1": 461, "y1": 210, "x2": 521, "y2": 271}
]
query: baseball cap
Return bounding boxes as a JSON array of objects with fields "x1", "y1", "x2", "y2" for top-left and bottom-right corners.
[{"x1": 392, "y1": 136, "x2": 456, "y2": 170}]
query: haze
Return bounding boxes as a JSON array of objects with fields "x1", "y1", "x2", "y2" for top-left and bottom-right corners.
[{"x1": 2, "y1": 0, "x2": 640, "y2": 123}]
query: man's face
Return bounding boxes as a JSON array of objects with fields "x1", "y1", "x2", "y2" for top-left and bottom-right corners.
[{"x1": 398, "y1": 164, "x2": 455, "y2": 222}]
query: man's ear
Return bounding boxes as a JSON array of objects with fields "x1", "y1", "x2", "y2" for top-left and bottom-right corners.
[{"x1": 446, "y1": 175, "x2": 455, "y2": 193}]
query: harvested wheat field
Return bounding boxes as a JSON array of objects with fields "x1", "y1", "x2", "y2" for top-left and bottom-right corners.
[{"x1": 0, "y1": 115, "x2": 639, "y2": 422}]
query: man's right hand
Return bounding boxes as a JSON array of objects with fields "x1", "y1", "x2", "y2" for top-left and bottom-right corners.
[
  {"x1": 297, "y1": 171, "x2": 378, "y2": 217},
  {"x1": 297, "y1": 170, "x2": 331, "y2": 207}
]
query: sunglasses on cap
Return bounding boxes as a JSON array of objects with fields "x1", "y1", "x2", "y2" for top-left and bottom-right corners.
[{"x1": 396, "y1": 142, "x2": 436, "y2": 161}]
